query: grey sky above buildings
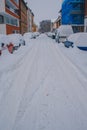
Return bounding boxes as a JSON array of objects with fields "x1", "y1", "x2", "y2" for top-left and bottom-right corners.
[{"x1": 25, "y1": 0, "x2": 62, "y2": 25}]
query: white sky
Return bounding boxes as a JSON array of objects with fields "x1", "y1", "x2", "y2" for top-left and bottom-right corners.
[{"x1": 25, "y1": 0, "x2": 62, "y2": 25}]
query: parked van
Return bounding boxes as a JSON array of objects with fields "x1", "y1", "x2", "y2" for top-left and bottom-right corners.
[{"x1": 55, "y1": 25, "x2": 73, "y2": 43}]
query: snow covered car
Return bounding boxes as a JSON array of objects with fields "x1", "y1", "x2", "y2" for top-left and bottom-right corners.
[
  {"x1": 0, "y1": 34, "x2": 9, "y2": 46},
  {"x1": 55, "y1": 25, "x2": 73, "y2": 43},
  {"x1": 67, "y1": 32, "x2": 87, "y2": 51},
  {"x1": 0, "y1": 34, "x2": 9, "y2": 55},
  {"x1": 33, "y1": 32, "x2": 40, "y2": 37},
  {"x1": 23, "y1": 32, "x2": 36, "y2": 39},
  {"x1": 63, "y1": 41, "x2": 74, "y2": 48},
  {"x1": 31, "y1": 33, "x2": 36, "y2": 39},
  {"x1": 47, "y1": 32, "x2": 55, "y2": 39},
  {"x1": 8, "y1": 34, "x2": 25, "y2": 50}
]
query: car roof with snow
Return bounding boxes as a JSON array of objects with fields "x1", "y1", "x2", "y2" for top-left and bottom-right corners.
[
  {"x1": 7, "y1": 34, "x2": 24, "y2": 46},
  {"x1": 0, "y1": 34, "x2": 9, "y2": 45},
  {"x1": 67, "y1": 32, "x2": 87, "y2": 47},
  {"x1": 56, "y1": 25, "x2": 73, "y2": 36}
]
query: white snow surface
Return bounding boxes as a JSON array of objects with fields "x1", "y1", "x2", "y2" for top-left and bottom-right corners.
[
  {"x1": 0, "y1": 34, "x2": 9, "y2": 46},
  {"x1": 56, "y1": 25, "x2": 73, "y2": 36},
  {"x1": 0, "y1": 34, "x2": 87, "y2": 130},
  {"x1": 68, "y1": 32, "x2": 87, "y2": 46}
]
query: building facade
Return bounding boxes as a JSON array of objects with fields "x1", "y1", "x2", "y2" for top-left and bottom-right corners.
[
  {"x1": 62, "y1": 0, "x2": 85, "y2": 32},
  {"x1": 0, "y1": 0, "x2": 20, "y2": 34},
  {"x1": 32, "y1": 23, "x2": 38, "y2": 32},
  {"x1": 52, "y1": 14, "x2": 61, "y2": 31},
  {"x1": 84, "y1": 0, "x2": 87, "y2": 32},
  {"x1": 31, "y1": 12, "x2": 35, "y2": 32},
  {"x1": 19, "y1": 0, "x2": 28, "y2": 34},
  {"x1": 27, "y1": 8, "x2": 32, "y2": 32},
  {"x1": 27, "y1": 8, "x2": 35, "y2": 32}
]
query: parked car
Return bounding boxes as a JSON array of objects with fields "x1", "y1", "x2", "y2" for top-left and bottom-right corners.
[
  {"x1": 24, "y1": 32, "x2": 37, "y2": 39},
  {"x1": 63, "y1": 41, "x2": 74, "y2": 48},
  {"x1": 0, "y1": 34, "x2": 9, "y2": 55},
  {"x1": 0, "y1": 34, "x2": 9, "y2": 46},
  {"x1": 33, "y1": 32, "x2": 40, "y2": 37},
  {"x1": 47, "y1": 32, "x2": 55, "y2": 39},
  {"x1": 8, "y1": 34, "x2": 25, "y2": 50},
  {"x1": 55, "y1": 25, "x2": 73, "y2": 43},
  {"x1": 67, "y1": 32, "x2": 87, "y2": 51}
]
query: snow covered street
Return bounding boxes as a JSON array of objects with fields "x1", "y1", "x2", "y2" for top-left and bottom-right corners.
[{"x1": 0, "y1": 34, "x2": 87, "y2": 130}]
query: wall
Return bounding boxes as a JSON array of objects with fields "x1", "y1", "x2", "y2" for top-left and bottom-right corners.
[
  {"x1": 0, "y1": 24, "x2": 6, "y2": 34},
  {"x1": 62, "y1": 0, "x2": 85, "y2": 25},
  {"x1": 20, "y1": 0, "x2": 28, "y2": 34},
  {"x1": 84, "y1": 18, "x2": 87, "y2": 32},
  {"x1": 6, "y1": 24, "x2": 20, "y2": 34},
  {"x1": 84, "y1": 0, "x2": 87, "y2": 32},
  {"x1": 27, "y1": 9, "x2": 32, "y2": 32},
  {"x1": 0, "y1": 0, "x2": 5, "y2": 12}
]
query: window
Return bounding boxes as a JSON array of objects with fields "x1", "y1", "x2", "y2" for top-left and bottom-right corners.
[
  {"x1": 6, "y1": 17, "x2": 10, "y2": 24},
  {"x1": 0, "y1": 15, "x2": 4, "y2": 24},
  {"x1": 14, "y1": 0, "x2": 19, "y2": 4},
  {"x1": 5, "y1": 16, "x2": 19, "y2": 26}
]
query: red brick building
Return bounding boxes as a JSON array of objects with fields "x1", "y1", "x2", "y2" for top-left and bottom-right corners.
[
  {"x1": 19, "y1": 0, "x2": 28, "y2": 34},
  {"x1": 0, "y1": 0, "x2": 35, "y2": 34},
  {"x1": 0, "y1": 0, "x2": 20, "y2": 34}
]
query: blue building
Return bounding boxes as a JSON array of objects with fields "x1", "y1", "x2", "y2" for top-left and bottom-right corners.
[{"x1": 62, "y1": 0, "x2": 85, "y2": 32}]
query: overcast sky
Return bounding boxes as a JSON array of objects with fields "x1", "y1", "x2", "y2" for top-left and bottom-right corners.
[{"x1": 25, "y1": 0, "x2": 62, "y2": 25}]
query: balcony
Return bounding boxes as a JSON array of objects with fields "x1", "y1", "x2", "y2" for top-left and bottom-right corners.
[
  {"x1": 70, "y1": 0, "x2": 85, "y2": 4},
  {"x1": 6, "y1": 3, "x2": 19, "y2": 16},
  {"x1": 70, "y1": 9, "x2": 84, "y2": 14}
]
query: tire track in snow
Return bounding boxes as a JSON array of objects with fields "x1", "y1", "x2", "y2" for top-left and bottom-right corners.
[
  {"x1": 13, "y1": 38, "x2": 55, "y2": 130},
  {"x1": 48, "y1": 41, "x2": 87, "y2": 116},
  {"x1": 13, "y1": 36, "x2": 87, "y2": 130},
  {"x1": 0, "y1": 43, "x2": 35, "y2": 75},
  {"x1": 53, "y1": 42, "x2": 87, "y2": 90},
  {"x1": 0, "y1": 43, "x2": 36, "y2": 105},
  {"x1": 0, "y1": 42, "x2": 40, "y2": 130}
]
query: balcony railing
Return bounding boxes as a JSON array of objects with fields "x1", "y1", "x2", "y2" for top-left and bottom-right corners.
[
  {"x1": 6, "y1": 4, "x2": 19, "y2": 16},
  {"x1": 70, "y1": 9, "x2": 84, "y2": 14}
]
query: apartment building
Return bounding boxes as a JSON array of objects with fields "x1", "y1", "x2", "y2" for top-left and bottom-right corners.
[
  {"x1": 19, "y1": 0, "x2": 28, "y2": 34},
  {"x1": 52, "y1": 14, "x2": 61, "y2": 30},
  {"x1": 84, "y1": 0, "x2": 87, "y2": 32},
  {"x1": 32, "y1": 23, "x2": 38, "y2": 32},
  {"x1": 0, "y1": 0, "x2": 20, "y2": 34},
  {"x1": 62, "y1": 0, "x2": 85, "y2": 32},
  {"x1": 27, "y1": 8, "x2": 34, "y2": 32},
  {"x1": 31, "y1": 13, "x2": 36, "y2": 32}
]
